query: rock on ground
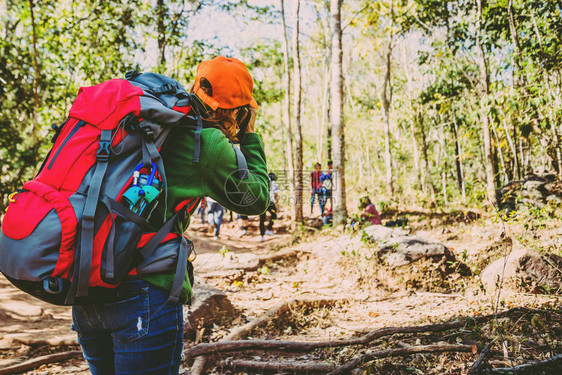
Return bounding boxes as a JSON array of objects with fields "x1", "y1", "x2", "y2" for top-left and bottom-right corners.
[
  {"x1": 517, "y1": 252, "x2": 562, "y2": 294},
  {"x1": 364, "y1": 225, "x2": 451, "y2": 267},
  {"x1": 479, "y1": 245, "x2": 528, "y2": 293}
]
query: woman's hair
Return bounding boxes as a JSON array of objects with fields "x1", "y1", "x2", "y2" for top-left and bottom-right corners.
[{"x1": 195, "y1": 77, "x2": 250, "y2": 142}]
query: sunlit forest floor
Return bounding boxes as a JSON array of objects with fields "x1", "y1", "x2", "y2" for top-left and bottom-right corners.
[{"x1": 0, "y1": 208, "x2": 560, "y2": 374}]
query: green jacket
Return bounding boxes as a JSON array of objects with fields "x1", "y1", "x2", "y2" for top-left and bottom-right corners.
[{"x1": 143, "y1": 127, "x2": 269, "y2": 303}]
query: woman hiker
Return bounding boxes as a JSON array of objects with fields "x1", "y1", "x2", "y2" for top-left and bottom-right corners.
[{"x1": 71, "y1": 56, "x2": 270, "y2": 375}]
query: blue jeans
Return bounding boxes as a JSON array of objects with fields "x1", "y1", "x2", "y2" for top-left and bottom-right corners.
[
  {"x1": 72, "y1": 280, "x2": 183, "y2": 375},
  {"x1": 207, "y1": 202, "x2": 224, "y2": 237},
  {"x1": 310, "y1": 189, "x2": 325, "y2": 214}
]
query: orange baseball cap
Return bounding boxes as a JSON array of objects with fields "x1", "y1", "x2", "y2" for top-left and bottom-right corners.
[{"x1": 192, "y1": 56, "x2": 258, "y2": 111}]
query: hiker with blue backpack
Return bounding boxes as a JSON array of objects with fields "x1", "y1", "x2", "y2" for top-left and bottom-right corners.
[{"x1": 0, "y1": 56, "x2": 269, "y2": 374}]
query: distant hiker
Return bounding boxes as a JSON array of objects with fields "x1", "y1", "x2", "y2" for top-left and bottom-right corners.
[
  {"x1": 321, "y1": 160, "x2": 333, "y2": 209},
  {"x1": 0, "y1": 56, "x2": 269, "y2": 374},
  {"x1": 196, "y1": 198, "x2": 207, "y2": 224},
  {"x1": 238, "y1": 214, "x2": 250, "y2": 237},
  {"x1": 260, "y1": 172, "x2": 279, "y2": 241},
  {"x1": 206, "y1": 197, "x2": 224, "y2": 239},
  {"x1": 359, "y1": 196, "x2": 382, "y2": 225},
  {"x1": 310, "y1": 162, "x2": 325, "y2": 215}
]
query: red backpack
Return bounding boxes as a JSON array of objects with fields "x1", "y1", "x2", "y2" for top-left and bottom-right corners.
[{"x1": 0, "y1": 72, "x2": 213, "y2": 305}]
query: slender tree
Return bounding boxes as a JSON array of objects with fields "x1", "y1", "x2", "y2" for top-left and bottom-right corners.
[
  {"x1": 280, "y1": 0, "x2": 296, "y2": 222},
  {"x1": 156, "y1": 0, "x2": 167, "y2": 67},
  {"x1": 330, "y1": 0, "x2": 347, "y2": 224},
  {"x1": 475, "y1": 0, "x2": 497, "y2": 206},
  {"x1": 292, "y1": 0, "x2": 304, "y2": 223},
  {"x1": 382, "y1": 0, "x2": 395, "y2": 197},
  {"x1": 28, "y1": 0, "x2": 39, "y2": 165}
]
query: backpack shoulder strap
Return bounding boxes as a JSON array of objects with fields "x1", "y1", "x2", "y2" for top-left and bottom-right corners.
[{"x1": 66, "y1": 129, "x2": 112, "y2": 304}]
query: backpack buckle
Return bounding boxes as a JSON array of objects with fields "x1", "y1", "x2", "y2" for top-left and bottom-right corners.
[
  {"x1": 97, "y1": 140, "x2": 111, "y2": 161},
  {"x1": 43, "y1": 277, "x2": 63, "y2": 294},
  {"x1": 125, "y1": 70, "x2": 141, "y2": 80},
  {"x1": 139, "y1": 124, "x2": 154, "y2": 141}
]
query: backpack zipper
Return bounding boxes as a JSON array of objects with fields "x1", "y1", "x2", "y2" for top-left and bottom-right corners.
[{"x1": 47, "y1": 120, "x2": 86, "y2": 169}]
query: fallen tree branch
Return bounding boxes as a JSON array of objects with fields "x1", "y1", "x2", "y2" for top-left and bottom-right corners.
[
  {"x1": 326, "y1": 344, "x2": 473, "y2": 375},
  {"x1": 225, "y1": 359, "x2": 337, "y2": 373},
  {"x1": 185, "y1": 306, "x2": 541, "y2": 358},
  {"x1": 468, "y1": 343, "x2": 493, "y2": 375},
  {"x1": 482, "y1": 353, "x2": 562, "y2": 374},
  {"x1": 189, "y1": 298, "x2": 337, "y2": 375},
  {"x1": 0, "y1": 350, "x2": 83, "y2": 375}
]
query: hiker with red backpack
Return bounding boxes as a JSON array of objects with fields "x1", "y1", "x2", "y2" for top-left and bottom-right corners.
[
  {"x1": 310, "y1": 162, "x2": 325, "y2": 216},
  {"x1": 0, "y1": 56, "x2": 269, "y2": 374}
]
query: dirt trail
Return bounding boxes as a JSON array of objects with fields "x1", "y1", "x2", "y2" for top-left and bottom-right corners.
[
  {"x1": 0, "y1": 216, "x2": 291, "y2": 374},
  {"x1": 0, "y1": 212, "x2": 560, "y2": 374}
]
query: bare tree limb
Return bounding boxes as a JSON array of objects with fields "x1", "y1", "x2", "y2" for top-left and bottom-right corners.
[
  {"x1": 327, "y1": 344, "x2": 473, "y2": 375},
  {"x1": 0, "y1": 351, "x2": 83, "y2": 375}
]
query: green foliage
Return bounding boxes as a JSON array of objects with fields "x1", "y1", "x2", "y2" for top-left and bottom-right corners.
[{"x1": 1, "y1": 0, "x2": 561, "y2": 216}]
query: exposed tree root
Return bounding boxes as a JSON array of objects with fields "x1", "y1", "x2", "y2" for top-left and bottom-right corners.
[
  {"x1": 185, "y1": 306, "x2": 540, "y2": 358},
  {"x1": 482, "y1": 353, "x2": 562, "y2": 374},
  {"x1": 468, "y1": 343, "x2": 493, "y2": 375},
  {"x1": 326, "y1": 344, "x2": 473, "y2": 375},
  {"x1": 224, "y1": 359, "x2": 337, "y2": 373},
  {"x1": 188, "y1": 297, "x2": 338, "y2": 375},
  {"x1": 0, "y1": 350, "x2": 82, "y2": 375}
]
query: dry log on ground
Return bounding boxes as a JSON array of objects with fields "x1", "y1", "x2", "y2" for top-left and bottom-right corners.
[
  {"x1": 185, "y1": 306, "x2": 542, "y2": 358},
  {"x1": 326, "y1": 344, "x2": 473, "y2": 375},
  {"x1": 225, "y1": 359, "x2": 337, "y2": 373},
  {"x1": 467, "y1": 343, "x2": 492, "y2": 375},
  {"x1": 0, "y1": 350, "x2": 82, "y2": 375},
  {"x1": 482, "y1": 353, "x2": 562, "y2": 374}
]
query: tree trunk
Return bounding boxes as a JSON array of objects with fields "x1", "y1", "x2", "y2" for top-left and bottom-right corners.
[
  {"x1": 476, "y1": 0, "x2": 497, "y2": 206},
  {"x1": 318, "y1": 63, "x2": 330, "y2": 162},
  {"x1": 419, "y1": 112, "x2": 436, "y2": 203},
  {"x1": 292, "y1": 0, "x2": 304, "y2": 223},
  {"x1": 491, "y1": 120, "x2": 509, "y2": 185},
  {"x1": 157, "y1": 0, "x2": 167, "y2": 67},
  {"x1": 529, "y1": 8, "x2": 562, "y2": 174},
  {"x1": 501, "y1": 113, "x2": 519, "y2": 181},
  {"x1": 438, "y1": 118, "x2": 448, "y2": 205},
  {"x1": 330, "y1": 0, "x2": 347, "y2": 224},
  {"x1": 507, "y1": 0, "x2": 525, "y2": 88},
  {"x1": 382, "y1": 1, "x2": 395, "y2": 198},
  {"x1": 28, "y1": 0, "x2": 39, "y2": 165},
  {"x1": 403, "y1": 43, "x2": 422, "y2": 191},
  {"x1": 327, "y1": 106, "x2": 332, "y2": 162},
  {"x1": 452, "y1": 114, "x2": 466, "y2": 202},
  {"x1": 280, "y1": 0, "x2": 295, "y2": 221}
]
